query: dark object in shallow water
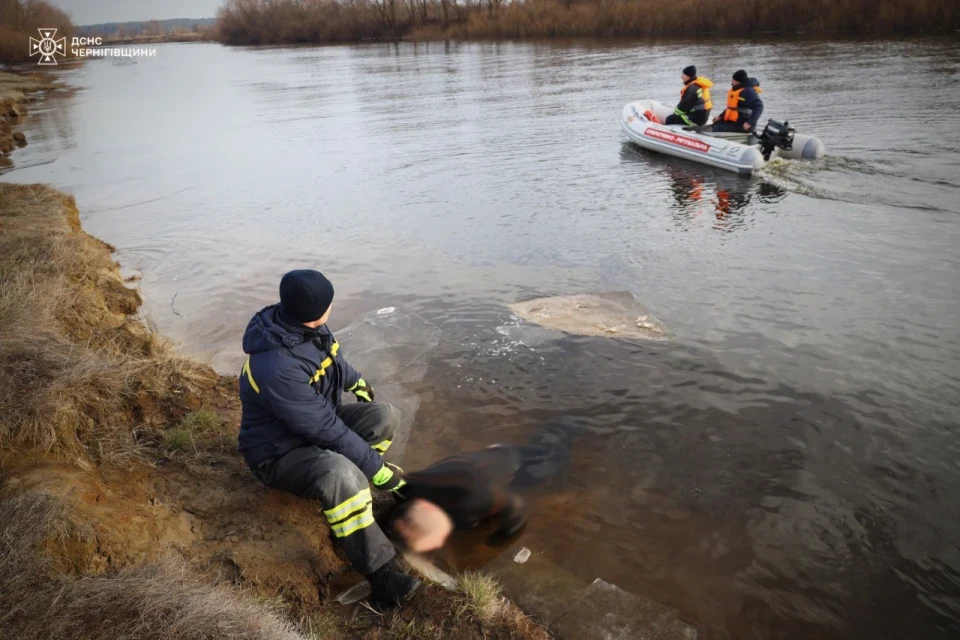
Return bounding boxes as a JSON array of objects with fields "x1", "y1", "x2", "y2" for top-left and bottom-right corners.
[{"x1": 512, "y1": 416, "x2": 579, "y2": 490}]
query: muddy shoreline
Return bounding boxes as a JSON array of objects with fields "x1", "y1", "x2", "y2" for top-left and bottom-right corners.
[{"x1": 0, "y1": 71, "x2": 53, "y2": 168}]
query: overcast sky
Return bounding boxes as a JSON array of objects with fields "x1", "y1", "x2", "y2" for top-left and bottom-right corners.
[{"x1": 52, "y1": 0, "x2": 222, "y2": 25}]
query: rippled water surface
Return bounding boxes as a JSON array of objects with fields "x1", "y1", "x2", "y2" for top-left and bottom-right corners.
[{"x1": 4, "y1": 39, "x2": 960, "y2": 639}]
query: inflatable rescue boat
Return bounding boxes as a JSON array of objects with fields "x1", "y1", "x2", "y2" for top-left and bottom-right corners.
[{"x1": 621, "y1": 100, "x2": 824, "y2": 175}]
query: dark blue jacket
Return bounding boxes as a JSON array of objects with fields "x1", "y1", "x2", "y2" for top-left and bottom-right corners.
[
  {"x1": 237, "y1": 304, "x2": 382, "y2": 479},
  {"x1": 741, "y1": 78, "x2": 764, "y2": 129}
]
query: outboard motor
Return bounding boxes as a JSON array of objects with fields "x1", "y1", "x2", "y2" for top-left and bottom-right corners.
[{"x1": 758, "y1": 119, "x2": 795, "y2": 161}]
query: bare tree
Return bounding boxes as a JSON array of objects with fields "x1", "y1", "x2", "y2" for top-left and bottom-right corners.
[
  {"x1": 0, "y1": 0, "x2": 25, "y2": 30},
  {"x1": 144, "y1": 19, "x2": 164, "y2": 36},
  {"x1": 374, "y1": 0, "x2": 399, "y2": 34},
  {"x1": 449, "y1": 0, "x2": 464, "y2": 23},
  {"x1": 405, "y1": 0, "x2": 417, "y2": 25}
]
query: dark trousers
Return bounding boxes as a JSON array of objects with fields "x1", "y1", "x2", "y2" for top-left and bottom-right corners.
[
  {"x1": 665, "y1": 110, "x2": 709, "y2": 127},
  {"x1": 711, "y1": 117, "x2": 751, "y2": 132},
  {"x1": 252, "y1": 402, "x2": 401, "y2": 575}
]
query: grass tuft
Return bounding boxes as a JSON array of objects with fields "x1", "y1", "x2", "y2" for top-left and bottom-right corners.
[
  {"x1": 161, "y1": 427, "x2": 195, "y2": 452},
  {"x1": 179, "y1": 409, "x2": 223, "y2": 434},
  {"x1": 457, "y1": 570, "x2": 505, "y2": 624},
  {"x1": 384, "y1": 618, "x2": 444, "y2": 640},
  {"x1": 297, "y1": 608, "x2": 342, "y2": 639}
]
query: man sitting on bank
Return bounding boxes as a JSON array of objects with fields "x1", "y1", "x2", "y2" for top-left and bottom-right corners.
[
  {"x1": 238, "y1": 269, "x2": 421, "y2": 606},
  {"x1": 712, "y1": 69, "x2": 764, "y2": 133},
  {"x1": 665, "y1": 65, "x2": 714, "y2": 127}
]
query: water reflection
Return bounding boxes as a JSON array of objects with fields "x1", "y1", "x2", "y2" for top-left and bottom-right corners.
[{"x1": 620, "y1": 142, "x2": 788, "y2": 232}]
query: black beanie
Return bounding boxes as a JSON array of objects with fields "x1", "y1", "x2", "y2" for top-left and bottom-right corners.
[
  {"x1": 733, "y1": 69, "x2": 748, "y2": 84},
  {"x1": 682, "y1": 65, "x2": 697, "y2": 78},
  {"x1": 279, "y1": 269, "x2": 334, "y2": 324}
]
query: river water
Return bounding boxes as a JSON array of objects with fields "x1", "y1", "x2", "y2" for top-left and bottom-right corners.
[{"x1": 3, "y1": 39, "x2": 959, "y2": 639}]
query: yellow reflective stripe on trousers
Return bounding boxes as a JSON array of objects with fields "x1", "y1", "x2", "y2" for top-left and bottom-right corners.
[
  {"x1": 323, "y1": 488, "x2": 371, "y2": 523},
  {"x1": 330, "y1": 504, "x2": 375, "y2": 538},
  {"x1": 241, "y1": 356, "x2": 260, "y2": 394},
  {"x1": 372, "y1": 439, "x2": 392, "y2": 453}
]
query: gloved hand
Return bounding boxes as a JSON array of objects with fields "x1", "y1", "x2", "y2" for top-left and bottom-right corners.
[
  {"x1": 372, "y1": 462, "x2": 405, "y2": 492},
  {"x1": 348, "y1": 378, "x2": 374, "y2": 402}
]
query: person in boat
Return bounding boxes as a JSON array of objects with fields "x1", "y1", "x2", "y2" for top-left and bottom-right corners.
[
  {"x1": 389, "y1": 417, "x2": 578, "y2": 553},
  {"x1": 238, "y1": 269, "x2": 422, "y2": 607},
  {"x1": 665, "y1": 65, "x2": 713, "y2": 127},
  {"x1": 712, "y1": 69, "x2": 764, "y2": 133}
]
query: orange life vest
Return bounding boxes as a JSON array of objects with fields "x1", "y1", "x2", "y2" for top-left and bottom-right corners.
[
  {"x1": 723, "y1": 84, "x2": 762, "y2": 122},
  {"x1": 680, "y1": 76, "x2": 713, "y2": 112}
]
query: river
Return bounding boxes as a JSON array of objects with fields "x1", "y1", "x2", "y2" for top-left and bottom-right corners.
[{"x1": 3, "y1": 38, "x2": 959, "y2": 639}]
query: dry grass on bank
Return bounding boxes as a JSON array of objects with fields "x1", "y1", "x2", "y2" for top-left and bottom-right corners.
[
  {"x1": 0, "y1": 72, "x2": 46, "y2": 107},
  {"x1": 0, "y1": 492, "x2": 309, "y2": 640},
  {"x1": 0, "y1": 183, "x2": 221, "y2": 465},
  {"x1": 0, "y1": 490, "x2": 545, "y2": 640}
]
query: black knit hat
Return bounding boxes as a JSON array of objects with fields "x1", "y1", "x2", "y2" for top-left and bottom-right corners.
[
  {"x1": 733, "y1": 69, "x2": 749, "y2": 84},
  {"x1": 682, "y1": 65, "x2": 697, "y2": 78},
  {"x1": 279, "y1": 269, "x2": 334, "y2": 323}
]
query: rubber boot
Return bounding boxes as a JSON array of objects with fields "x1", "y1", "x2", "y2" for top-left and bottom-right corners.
[{"x1": 366, "y1": 561, "x2": 422, "y2": 607}]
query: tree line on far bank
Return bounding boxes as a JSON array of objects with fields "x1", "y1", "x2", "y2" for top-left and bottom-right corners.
[
  {"x1": 0, "y1": 0, "x2": 72, "y2": 64},
  {"x1": 215, "y1": 0, "x2": 958, "y2": 44},
  {"x1": 76, "y1": 18, "x2": 217, "y2": 38}
]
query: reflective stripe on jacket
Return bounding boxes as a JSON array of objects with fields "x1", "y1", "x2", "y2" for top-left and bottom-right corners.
[{"x1": 677, "y1": 76, "x2": 714, "y2": 114}]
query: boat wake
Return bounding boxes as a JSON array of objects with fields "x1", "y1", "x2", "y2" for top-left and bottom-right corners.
[{"x1": 758, "y1": 155, "x2": 960, "y2": 213}]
